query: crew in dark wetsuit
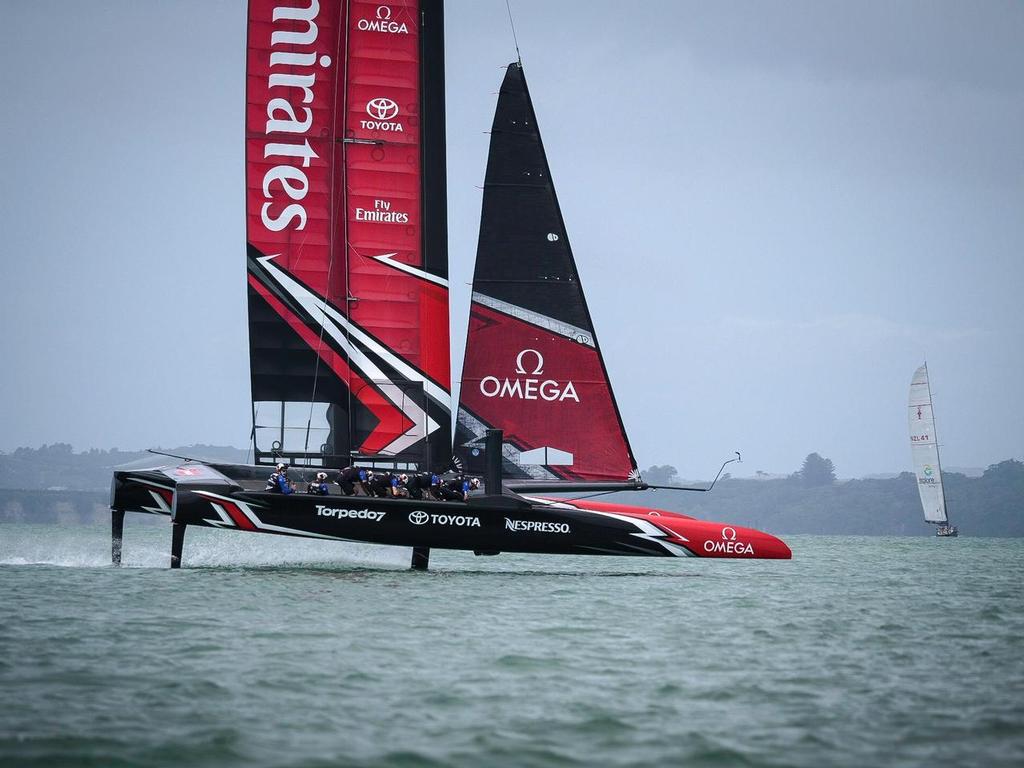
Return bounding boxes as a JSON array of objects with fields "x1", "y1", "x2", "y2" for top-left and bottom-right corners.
[
  {"x1": 307, "y1": 472, "x2": 330, "y2": 495},
  {"x1": 336, "y1": 466, "x2": 369, "y2": 496},
  {"x1": 436, "y1": 475, "x2": 480, "y2": 502},
  {"x1": 265, "y1": 463, "x2": 294, "y2": 494},
  {"x1": 366, "y1": 471, "x2": 395, "y2": 498},
  {"x1": 364, "y1": 468, "x2": 387, "y2": 499},
  {"x1": 405, "y1": 472, "x2": 440, "y2": 501}
]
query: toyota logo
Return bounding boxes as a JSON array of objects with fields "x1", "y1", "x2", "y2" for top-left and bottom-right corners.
[
  {"x1": 515, "y1": 349, "x2": 544, "y2": 375},
  {"x1": 409, "y1": 510, "x2": 429, "y2": 525},
  {"x1": 721, "y1": 526, "x2": 737, "y2": 541},
  {"x1": 366, "y1": 97, "x2": 399, "y2": 121}
]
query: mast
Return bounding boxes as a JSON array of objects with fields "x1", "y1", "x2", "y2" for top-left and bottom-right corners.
[{"x1": 923, "y1": 363, "x2": 952, "y2": 526}]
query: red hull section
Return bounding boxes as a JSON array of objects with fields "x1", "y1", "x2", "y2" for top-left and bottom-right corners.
[{"x1": 541, "y1": 498, "x2": 792, "y2": 559}]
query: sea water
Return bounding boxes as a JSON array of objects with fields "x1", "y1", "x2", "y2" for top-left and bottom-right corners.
[{"x1": 1, "y1": 523, "x2": 1022, "y2": 768}]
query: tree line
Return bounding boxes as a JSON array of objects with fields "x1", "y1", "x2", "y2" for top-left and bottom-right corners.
[
  {"x1": 633, "y1": 455, "x2": 1023, "y2": 537},
  {"x1": 1, "y1": 446, "x2": 1021, "y2": 536}
]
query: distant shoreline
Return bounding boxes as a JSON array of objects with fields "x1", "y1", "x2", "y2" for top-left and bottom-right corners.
[{"x1": 1, "y1": 446, "x2": 1020, "y2": 537}]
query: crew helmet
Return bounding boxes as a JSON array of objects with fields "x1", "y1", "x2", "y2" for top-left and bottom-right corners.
[
  {"x1": 469, "y1": 477, "x2": 481, "y2": 489},
  {"x1": 398, "y1": 473, "x2": 409, "y2": 484},
  {"x1": 316, "y1": 472, "x2": 327, "y2": 481},
  {"x1": 276, "y1": 462, "x2": 287, "y2": 472}
]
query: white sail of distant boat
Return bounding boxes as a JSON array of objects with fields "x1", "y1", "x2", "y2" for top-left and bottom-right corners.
[{"x1": 908, "y1": 363, "x2": 958, "y2": 537}]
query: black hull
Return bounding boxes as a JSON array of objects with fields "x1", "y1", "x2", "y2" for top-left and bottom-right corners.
[
  {"x1": 114, "y1": 467, "x2": 677, "y2": 559},
  {"x1": 192, "y1": 494, "x2": 679, "y2": 557},
  {"x1": 111, "y1": 463, "x2": 792, "y2": 567}
]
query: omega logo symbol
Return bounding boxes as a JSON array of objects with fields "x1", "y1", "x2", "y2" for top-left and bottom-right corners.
[
  {"x1": 409, "y1": 510, "x2": 429, "y2": 525},
  {"x1": 376, "y1": 5, "x2": 391, "y2": 19},
  {"x1": 515, "y1": 349, "x2": 544, "y2": 376},
  {"x1": 366, "y1": 97, "x2": 399, "y2": 121},
  {"x1": 721, "y1": 526, "x2": 737, "y2": 541},
  {"x1": 479, "y1": 348, "x2": 578, "y2": 403}
]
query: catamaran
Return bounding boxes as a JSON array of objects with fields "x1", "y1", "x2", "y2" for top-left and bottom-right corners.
[
  {"x1": 908, "y1": 363, "x2": 958, "y2": 537},
  {"x1": 109, "y1": 0, "x2": 791, "y2": 568}
]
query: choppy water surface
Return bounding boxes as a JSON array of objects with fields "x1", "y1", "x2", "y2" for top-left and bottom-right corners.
[{"x1": 1, "y1": 523, "x2": 1022, "y2": 768}]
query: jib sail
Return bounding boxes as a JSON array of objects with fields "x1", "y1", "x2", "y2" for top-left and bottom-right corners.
[
  {"x1": 455, "y1": 63, "x2": 638, "y2": 482},
  {"x1": 245, "y1": 0, "x2": 451, "y2": 469}
]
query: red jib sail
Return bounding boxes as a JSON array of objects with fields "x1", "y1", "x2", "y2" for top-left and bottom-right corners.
[
  {"x1": 245, "y1": 0, "x2": 450, "y2": 469},
  {"x1": 455, "y1": 63, "x2": 638, "y2": 482}
]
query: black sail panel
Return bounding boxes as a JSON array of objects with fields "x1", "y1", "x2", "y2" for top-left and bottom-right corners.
[{"x1": 473, "y1": 66, "x2": 590, "y2": 330}]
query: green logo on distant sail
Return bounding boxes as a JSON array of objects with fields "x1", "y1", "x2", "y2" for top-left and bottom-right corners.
[{"x1": 923, "y1": 465, "x2": 934, "y2": 477}]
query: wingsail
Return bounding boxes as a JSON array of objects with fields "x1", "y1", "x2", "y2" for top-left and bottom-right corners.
[
  {"x1": 245, "y1": 0, "x2": 451, "y2": 469},
  {"x1": 454, "y1": 63, "x2": 637, "y2": 482}
]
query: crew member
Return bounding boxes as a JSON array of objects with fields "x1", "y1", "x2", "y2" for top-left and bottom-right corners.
[
  {"x1": 366, "y1": 470, "x2": 395, "y2": 498},
  {"x1": 265, "y1": 463, "x2": 294, "y2": 495},
  {"x1": 405, "y1": 471, "x2": 440, "y2": 501},
  {"x1": 336, "y1": 466, "x2": 369, "y2": 496},
  {"x1": 393, "y1": 474, "x2": 410, "y2": 498},
  {"x1": 437, "y1": 475, "x2": 480, "y2": 502},
  {"x1": 307, "y1": 472, "x2": 330, "y2": 496}
]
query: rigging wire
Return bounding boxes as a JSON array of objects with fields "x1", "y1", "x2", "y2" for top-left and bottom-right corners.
[
  {"x1": 505, "y1": 0, "x2": 522, "y2": 65},
  {"x1": 565, "y1": 491, "x2": 619, "y2": 502},
  {"x1": 340, "y1": 4, "x2": 356, "y2": 466}
]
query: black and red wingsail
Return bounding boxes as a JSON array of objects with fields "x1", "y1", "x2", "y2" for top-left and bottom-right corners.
[
  {"x1": 455, "y1": 63, "x2": 638, "y2": 482},
  {"x1": 245, "y1": 0, "x2": 451, "y2": 469}
]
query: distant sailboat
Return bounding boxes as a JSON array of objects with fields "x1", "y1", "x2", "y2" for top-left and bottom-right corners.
[{"x1": 908, "y1": 363, "x2": 958, "y2": 537}]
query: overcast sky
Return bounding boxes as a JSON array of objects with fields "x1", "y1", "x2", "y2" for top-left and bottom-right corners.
[{"x1": 1, "y1": 1, "x2": 1021, "y2": 478}]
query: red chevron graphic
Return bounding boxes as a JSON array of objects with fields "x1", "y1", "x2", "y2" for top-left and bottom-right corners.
[
  {"x1": 248, "y1": 274, "x2": 408, "y2": 454},
  {"x1": 215, "y1": 498, "x2": 257, "y2": 531}
]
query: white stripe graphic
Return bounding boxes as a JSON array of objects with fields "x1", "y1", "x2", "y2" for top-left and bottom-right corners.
[
  {"x1": 126, "y1": 476, "x2": 175, "y2": 491},
  {"x1": 522, "y1": 496, "x2": 693, "y2": 555},
  {"x1": 561, "y1": 505, "x2": 693, "y2": 558},
  {"x1": 204, "y1": 502, "x2": 235, "y2": 528},
  {"x1": 371, "y1": 252, "x2": 449, "y2": 287},
  {"x1": 259, "y1": 255, "x2": 450, "y2": 456},
  {"x1": 472, "y1": 292, "x2": 596, "y2": 348},
  {"x1": 141, "y1": 489, "x2": 172, "y2": 516},
  {"x1": 193, "y1": 490, "x2": 357, "y2": 542}
]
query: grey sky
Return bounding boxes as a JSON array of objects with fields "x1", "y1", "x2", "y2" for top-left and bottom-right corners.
[{"x1": 1, "y1": 1, "x2": 1021, "y2": 478}]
